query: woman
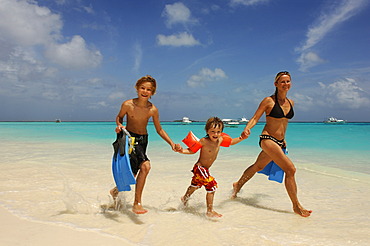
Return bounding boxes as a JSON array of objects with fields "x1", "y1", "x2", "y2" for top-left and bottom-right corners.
[{"x1": 232, "y1": 71, "x2": 312, "y2": 217}]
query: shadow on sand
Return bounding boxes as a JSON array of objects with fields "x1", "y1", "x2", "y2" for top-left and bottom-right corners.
[{"x1": 220, "y1": 193, "x2": 292, "y2": 215}]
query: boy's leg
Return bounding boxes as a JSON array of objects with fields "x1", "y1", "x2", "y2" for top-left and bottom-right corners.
[
  {"x1": 181, "y1": 186, "x2": 198, "y2": 205},
  {"x1": 206, "y1": 192, "x2": 222, "y2": 218},
  {"x1": 133, "y1": 160, "x2": 151, "y2": 214}
]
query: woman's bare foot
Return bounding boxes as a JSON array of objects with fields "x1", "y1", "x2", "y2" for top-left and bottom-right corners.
[
  {"x1": 231, "y1": 182, "x2": 238, "y2": 199},
  {"x1": 132, "y1": 203, "x2": 148, "y2": 214},
  {"x1": 206, "y1": 210, "x2": 222, "y2": 218},
  {"x1": 293, "y1": 205, "x2": 312, "y2": 217}
]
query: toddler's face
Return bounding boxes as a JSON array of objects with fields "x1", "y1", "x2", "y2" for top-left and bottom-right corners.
[{"x1": 207, "y1": 126, "x2": 222, "y2": 142}]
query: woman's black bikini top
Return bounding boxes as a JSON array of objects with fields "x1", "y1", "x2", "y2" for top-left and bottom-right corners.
[{"x1": 267, "y1": 94, "x2": 294, "y2": 119}]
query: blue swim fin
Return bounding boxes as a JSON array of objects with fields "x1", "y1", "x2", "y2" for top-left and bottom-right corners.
[
  {"x1": 112, "y1": 130, "x2": 136, "y2": 191},
  {"x1": 258, "y1": 148, "x2": 287, "y2": 183}
]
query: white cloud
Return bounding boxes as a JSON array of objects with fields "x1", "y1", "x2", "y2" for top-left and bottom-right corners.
[
  {"x1": 230, "y1": 0, "x2": 270, "y2": 7},
  {"x1": 0, "y1": 0, "x2": 62, "y2": 46},
  {"x1": 45, "y1": 35, "x2": 102, "y2": 69},
  {"x1": 132, "y1": 43, "x2": 142, "y2": 73},
  {"x1": 82, "y1": 4, "x2": 94, "y2": 14},
  {"x1": 0, "y1": 0, "x2": 102, "y2": 70},
  {"x1": 320, "y1": 78, "x2": 370, "y2": 108},
  {"x1": 88, "y1": 101, "x2": 108, "y2": 109},
  {"x1": 108, "y1": 91, "x2": 125, "y2": 101},
  {"x1": 162, "y1": 2, "x2": 197, "y2": 28},
  {"x1": 160, "y1": 2, "x2": 200, "y2": 48},
  {"x1": 0, "y1": 47, "x2": 57, "y2": 83},
  {"x1": 295, "y1": 0, "x2": 367, "y2": 70},
  {"x1": 291, "y1": 93, "x2": 315, "y2": 112},
  {"x1": 157, "y1": 32, "x2": 201, "y2": 47},
  {"x1": 187, "y1": 68, "x2": 228, "y2": 87},
  {"x1": 297, "y1": 51, "x2": 325, "y2": 72},
  {"x1": 297, "y1": 0, "x2": 367, "y2": 52}
]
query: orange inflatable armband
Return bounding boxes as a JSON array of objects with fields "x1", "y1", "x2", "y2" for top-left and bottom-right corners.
[
  {"x1": 220, "y1": 133, "x2": 232, "y2": 147},
  {"x1": 182, "y1": 131, "x2": 202, "y2": 153}
]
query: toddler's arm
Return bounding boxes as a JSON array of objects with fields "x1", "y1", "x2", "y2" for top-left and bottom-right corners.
[
  {"x1": 176, "y1": 146, "x2": 196, "y2": 154},
  {"x1": 230, "y1": 135, "x2": 247, "y2": 145}
]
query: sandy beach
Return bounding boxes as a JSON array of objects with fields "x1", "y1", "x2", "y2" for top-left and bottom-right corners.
[{"x1": 0, "y1": 206, "x2": 131, "y2": 246}]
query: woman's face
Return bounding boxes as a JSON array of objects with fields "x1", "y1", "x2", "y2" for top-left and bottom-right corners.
[{"x1": 275, "y1": 74, "x2": 291, "y2": 92}]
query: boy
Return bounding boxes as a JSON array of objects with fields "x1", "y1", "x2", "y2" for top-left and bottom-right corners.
[
  {"x1": 176, "y1": 117, "x2": 247, "y2": 217},
  {"x1": 110, "y1": 75, "x2": 180, "y2": 214}
]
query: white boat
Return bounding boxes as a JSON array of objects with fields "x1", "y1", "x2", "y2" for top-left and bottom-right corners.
[
  {"x1": 239, "y1": 117, "x2": 249, "y2": 124},
  {"x1": 222, "y1": 118, "x2": 240, "y2": 127},
  {"x1": 324, "y1": 117, "x2": 346, "y2": 124},
  {"x1": 55, "y1": 119, "x2": 61, "y2": 123},
  {"x1": 182, "y1": 117, "x2": 192, "y2": 124}
]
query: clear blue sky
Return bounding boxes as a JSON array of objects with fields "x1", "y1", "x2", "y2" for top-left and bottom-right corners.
[{"x1": 1, "y1": 0, "x2": 369, "y2": 122}]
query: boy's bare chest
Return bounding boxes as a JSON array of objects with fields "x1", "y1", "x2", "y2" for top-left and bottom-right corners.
[
  {"x1": 127, "y1": 106, "x2": 151, "y2": 120},
  {"x1": 202, "y1": 144, "x2": 220, "y2": 156}
]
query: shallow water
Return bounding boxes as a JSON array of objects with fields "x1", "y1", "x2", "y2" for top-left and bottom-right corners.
[{"x1": 0, "y1": 122, "x2": 369, "y2": 245}]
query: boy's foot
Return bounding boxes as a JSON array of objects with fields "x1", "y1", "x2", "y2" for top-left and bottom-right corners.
[
  {"x1": 293, "y1": 205, "x2": 312, "y2": 217},
  {"x1": 206, "y1": 210, "x2": 222, "y2": 218},
  {"x1": 110, "y1": 187, "x2": 119, "y2": 200},
  {"x1": 132, "y1": 203, "x2": 148, "y2": 214},
  {"x1": 181, "y1": 196, "x2": 189, "y2": 206},
  {"x1": 231, "y1": 182, "x2": 238, "y2": 199}
]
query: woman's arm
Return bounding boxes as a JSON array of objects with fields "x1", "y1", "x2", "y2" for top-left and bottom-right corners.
[{"x1": 241, "y1": 97, "x2": 269, "y2": 138}]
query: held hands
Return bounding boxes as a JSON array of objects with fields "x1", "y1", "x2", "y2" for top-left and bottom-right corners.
[
  {"x1": 173, "y1": 143, "x2": 183, "y2": 152},
  {"x1": 240, "y1": 129, "x2": 250, "y2": 139}
]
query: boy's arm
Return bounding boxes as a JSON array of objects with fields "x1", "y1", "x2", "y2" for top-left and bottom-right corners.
[
  {"x1": 230, "y1": 136, "x2": 246, "y2": 145},
  {"x1": 152, "y1": 105, "x2": 178, "y2": 150},
  {"x1": 176, "y1": 137, "x2": 204, "y2": 154},
  {"x1": 115, "y1": 101, "x2": 128, "y2": 133},
  {"x1": 176, "y1": 147, "x2": 196, "y2": 155}
]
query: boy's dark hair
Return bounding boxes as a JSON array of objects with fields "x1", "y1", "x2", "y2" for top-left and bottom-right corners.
[
  {"x1": 135, "y1": 75, "x2": 157, "y2": 95},
  {"x1": 205, "y1": 117, "x2": 224, "y2": 132}
]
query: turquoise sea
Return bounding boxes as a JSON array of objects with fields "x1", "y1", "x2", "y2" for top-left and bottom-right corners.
[
  {"x1": 2, "y1": 121, "x2": 369, "y2": 174},
  {"x1": 0, "y1": 121, "x2": 369, "y2": 245}
]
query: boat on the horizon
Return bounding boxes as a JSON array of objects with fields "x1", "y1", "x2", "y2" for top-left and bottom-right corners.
[
  {"x1": 222, "y1": 118, "x2": 240, "y2": 127},
  {"x1": 324, "y1": 117, "x2": 346, "y2": 124},
  {"x1": 55, "y1": 119, "x2": 61, "y2": 123},
  {"x1": 182, "y1": 117, "x2": 192, "y2": 124},
  {"x1": 239, "y1": 117, "x2": 249, "y2": 124}
]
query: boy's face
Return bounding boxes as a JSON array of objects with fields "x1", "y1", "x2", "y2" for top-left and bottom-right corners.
[
  {"x1": 137, "y1": 82, "x2": 154, "y2": 99},
  {"x1": 207, "y1": 126, "x2": 222, "y2": 142}
]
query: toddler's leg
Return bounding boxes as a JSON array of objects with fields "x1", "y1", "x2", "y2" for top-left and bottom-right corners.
[
  {"x1": 206, "y1": 192, "x2": 222, "y2": 218},
  {"x1": 181, "y1": 186, "x2": 198, "y2": 206}
]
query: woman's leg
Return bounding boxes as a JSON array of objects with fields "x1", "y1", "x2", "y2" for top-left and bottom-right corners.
[
  {"x1": 260, "y1": 140, "x2": 312, "y2": 217},
  {"x1": 232, "y1": 151, "x2": 272, "y2": 198}
]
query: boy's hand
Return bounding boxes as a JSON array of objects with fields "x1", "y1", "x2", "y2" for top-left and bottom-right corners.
[{"x1": 115, "y1": 125, "x2": 124, "y2": 133}]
